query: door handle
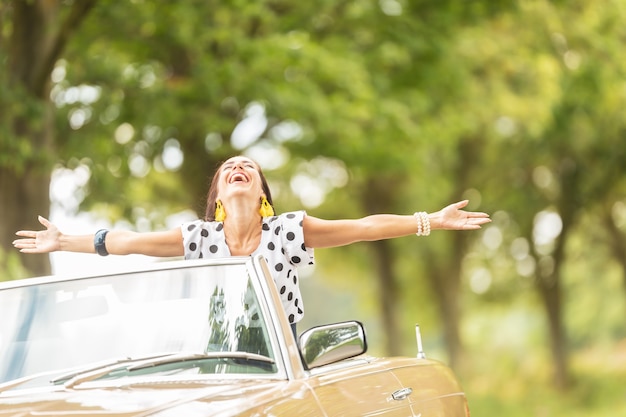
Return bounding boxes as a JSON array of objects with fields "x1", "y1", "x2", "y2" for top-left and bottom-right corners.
[{"x1": 392, "y1": 387, "x2": 413, "y2": 401}]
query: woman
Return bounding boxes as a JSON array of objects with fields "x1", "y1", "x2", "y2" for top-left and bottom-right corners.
[{"x1": 14, "y1": 155, "x2": 491, "y2": 328}]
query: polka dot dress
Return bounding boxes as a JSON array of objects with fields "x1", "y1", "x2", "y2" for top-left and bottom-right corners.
[{"x1": 181, "y1": 211, "x2": 315, "y2": 324}]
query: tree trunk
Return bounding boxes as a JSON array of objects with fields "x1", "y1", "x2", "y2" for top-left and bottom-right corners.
[
  {"x1": 370, "y1": 239, "x2": 401, "y2": 356},
  {"x1": 424, "y1": 234, "x2": 464, "y2": 369},
  {"x1": 0, "y1": 165, "x2": 52, "y2": 277},
  {"x1": 426, "y1": 135, "x2": 481, "y2": 369},
  {"x1": 602, "y1": 206, "x2": 626, "y2": 294},
  {"x1": 0, "y1": 0, "x2": 97, "y2": 277},
  {"x1": 532, "y1": 158, "x2": 578, "y2": 389},
  {"x1": 535, "y1": 268, "x2": 568, "y2": 388},
  {"x1": 361, "y1": 176, "x2": 402, "y2": 356}
]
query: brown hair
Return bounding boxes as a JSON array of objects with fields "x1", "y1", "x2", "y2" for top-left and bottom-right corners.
[{"x1": 204, "y1": 158, "x2": 274, "y2": 221}]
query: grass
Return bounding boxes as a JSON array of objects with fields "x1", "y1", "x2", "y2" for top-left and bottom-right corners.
[{"x1": 463, "y1": 342, "x2": 626, "y2": 416}]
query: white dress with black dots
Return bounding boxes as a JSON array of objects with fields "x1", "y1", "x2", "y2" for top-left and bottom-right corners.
[{"x1": 181, "y1": 211, "x2": 315, "y2": 324}]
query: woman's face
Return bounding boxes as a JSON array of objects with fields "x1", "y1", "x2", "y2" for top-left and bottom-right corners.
[{"x1": 217, "y1": 156, "x2": 264, "y2": 201}]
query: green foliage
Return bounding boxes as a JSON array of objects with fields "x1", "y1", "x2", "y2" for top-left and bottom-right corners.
[
  {"x1": 2, "y1": 0, "x2": 626, "y2": 410},
  {"x1": 0, "y1": 80, "x2": 51, "y2": 173},
  {"x1": 0, "y1": 248, "x2": 28, "y2": 282},
  {"x1": 465, "y1": 346, "x2": 626, "y2": 417}
]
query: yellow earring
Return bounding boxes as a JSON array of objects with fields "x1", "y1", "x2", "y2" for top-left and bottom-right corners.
[
  {"x1": 215, "y1": 200, "x2": 226, "y2": 222},
  {"x1": 259, "y1": 196, "x2": 275, "y2": 217}
]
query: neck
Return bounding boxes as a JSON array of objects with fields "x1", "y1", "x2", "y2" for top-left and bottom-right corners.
[{"x1": 221, "y1": 197, "x2": 262, "y2": 255}]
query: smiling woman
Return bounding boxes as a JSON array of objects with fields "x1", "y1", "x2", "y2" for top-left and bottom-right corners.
[{"x1": 13, "y1": 155, "x2": 491, "y2": 330}]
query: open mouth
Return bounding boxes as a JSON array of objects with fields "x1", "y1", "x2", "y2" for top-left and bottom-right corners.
[{"x1": 229, "y1": 173, "x2": 249, "y2": 184}]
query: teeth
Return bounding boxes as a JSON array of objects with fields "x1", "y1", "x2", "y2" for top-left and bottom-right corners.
[{"x1": 230, "y1": 173, "x2": 247, "y2": 183}]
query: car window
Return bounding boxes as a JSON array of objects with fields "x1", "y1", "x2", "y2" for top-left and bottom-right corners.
[{"x1": 0, "y1": 263, "x2": 278, "y2": 386}]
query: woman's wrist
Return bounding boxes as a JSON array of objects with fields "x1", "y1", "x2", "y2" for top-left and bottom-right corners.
[
  {"x1": 94, "y1": 229, "x2": 110, "y2": 256},
  {"x1": 57, "y1": 233, "x2": 69, "y2": 252},
  {"x1": 427, "y1": 211, "x2": 442, "y2": 231},
  {"x1": 58, "y1": 233, "x2": 92, "y2": 253},
  {"x1": 413, "y1": 212, "x2": 431, "y2": 236}
]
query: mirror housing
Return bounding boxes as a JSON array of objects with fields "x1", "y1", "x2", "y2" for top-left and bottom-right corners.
[{"x1": 299, "y1": 321, "x2": 367, "y2": 369}]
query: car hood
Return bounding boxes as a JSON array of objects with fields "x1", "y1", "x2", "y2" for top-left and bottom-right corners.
[{"x1": 0, "y1": 377, "x2": 295, "y2": 417}]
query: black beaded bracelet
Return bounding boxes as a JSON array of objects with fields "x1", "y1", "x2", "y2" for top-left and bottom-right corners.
[{"x1": 94, "y1": 229, "x2": 110, "y2": 256}]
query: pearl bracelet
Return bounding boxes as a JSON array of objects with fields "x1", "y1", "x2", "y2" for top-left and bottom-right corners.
[{"x1": 413, "y1": 212, "x2": 431, "y2": 236}]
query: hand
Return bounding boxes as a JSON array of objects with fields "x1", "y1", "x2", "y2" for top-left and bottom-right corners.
[
  {"x1": 433, "y1": 200, "x2": 491, "y2": 231},
  {"x1": 13, "y1": 216, "x2": 62, "y2": 253}
]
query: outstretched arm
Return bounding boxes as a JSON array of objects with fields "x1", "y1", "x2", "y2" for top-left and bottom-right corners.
[
  {"x1": 14, "y1": 216, "x2": 184, "y2": 257},
  {"x1": 303, "y1": 200, "x2": 490, "y2": 249}
]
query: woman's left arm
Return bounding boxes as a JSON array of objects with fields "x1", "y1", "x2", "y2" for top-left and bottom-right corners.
[{"x1": 303, "y1": 200, "x2": 490, "y2": 249}]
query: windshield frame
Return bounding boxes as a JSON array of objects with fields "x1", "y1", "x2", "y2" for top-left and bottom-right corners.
[{"x1": 0, "y1": 256, "x2": 293, "y2": 389}]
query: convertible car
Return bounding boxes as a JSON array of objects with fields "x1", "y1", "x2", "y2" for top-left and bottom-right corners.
[{"x1": 0, "y1": 256, "x2": 470, "y2": 416}]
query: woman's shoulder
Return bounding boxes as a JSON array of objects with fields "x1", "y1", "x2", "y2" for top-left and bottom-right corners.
[
  {"x1": 266, "y1": 210, "x2": 306, "y2": 226},
  {"x1": 181, "y1": 219, "x2": 224, "y2": 234},
  {"x1": 261, "y1": 211, "x2": 306, "y2": 230},
  {"x1": 277, "y1": 210, "x2": 306, "y2": 220}
]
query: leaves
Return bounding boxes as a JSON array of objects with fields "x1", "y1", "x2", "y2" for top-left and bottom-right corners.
[{"x1": 2, "y1": 0, "x2": 626, "y2": 401}]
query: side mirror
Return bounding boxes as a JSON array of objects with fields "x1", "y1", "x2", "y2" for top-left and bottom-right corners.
[{"x1": 298, "y1": 321, "x2": 367, "y2": 369}]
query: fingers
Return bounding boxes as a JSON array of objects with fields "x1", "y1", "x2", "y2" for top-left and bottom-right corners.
[
  {"x1": 12, "y1": 238, "x2": 37, "y2": 252},
  {"x1": 13, "y1": 236, "x2": 49, "y2": 254},
  {"x1": 463, "y1": 216, "x2": 491, "y2": 230},
  {"x1": 17, "y1": 247, "x2": 42, "y2": 254},
  {"x1": 468, "y1": 211, "x2": 490, "y2": 219},
  {"x1": 14, "y1": 216, "x2": 53, "y2": 239},
  {"x1": 469, "y1": 217, "x2": 491, "y2": 225},
  {"x1": 37, "y1": 216, "x2": 55, "y2": 229},
  {"x1": 464, "y1": 225, "x2": 482, "y2": 230},
  {"x1": 454, "y1": 201, "x2": 490, "y2": 220},
  {"x1": 12, "y1": 236, "x2": 34, "y2": 245},
  {"x1": 454, "y1": 201, "x2": 490, "y2": 218},
  {"x1": 13, "y1": 216, "x2": 54, "y2": 253},
  {"x1": 453, "y1": 200, "x2": 469, "y2": 209},
  {"x1": 15, "y1": 230, "x2": 36, "y2": 238}
]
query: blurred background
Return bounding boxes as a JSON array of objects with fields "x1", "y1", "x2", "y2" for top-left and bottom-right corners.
[{"x1": 1, "y1": 1, "x2": 625, "y2": 415}]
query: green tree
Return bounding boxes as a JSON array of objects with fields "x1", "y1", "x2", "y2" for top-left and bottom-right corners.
[
  {"x1": 0, "y1": 0, "x2": 513, "y2": 366},
  {"x1": 460, "y1": 0, "x2": 626, "y2": 388},
  {"x1": 1, "y1": 0, "x2": 98, "y2": 277},
  {"x1": 4, "y1": 3, "x2": 626, "y2": 398}
]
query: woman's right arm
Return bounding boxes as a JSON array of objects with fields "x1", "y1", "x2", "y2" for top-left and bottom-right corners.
[{"x1": 14, "y1": 216, "x2": 184, "y2": 258}]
